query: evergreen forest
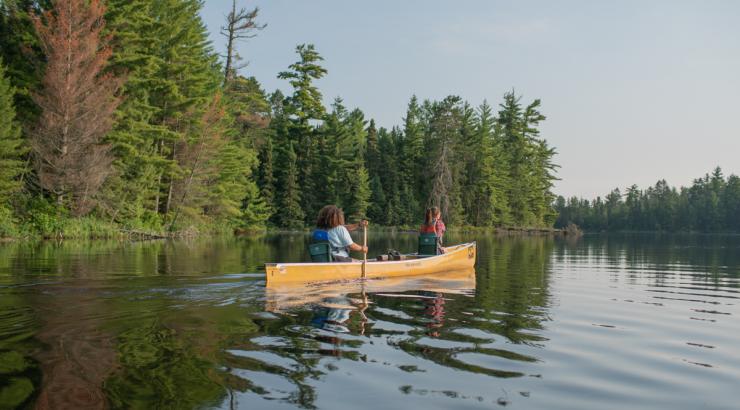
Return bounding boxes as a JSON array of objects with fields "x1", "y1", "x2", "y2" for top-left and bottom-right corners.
[
  {"x1": 555, "y1": 167, "x2": 740, "y2": 232},
  {"x1": 0, "y1": 0, "x2": 560, "y2": 238}
]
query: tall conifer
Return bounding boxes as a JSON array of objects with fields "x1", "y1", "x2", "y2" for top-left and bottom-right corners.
[
  {"x1": 30, "y1": 0, "x2": 124, "y2": 214},
  {"x1": 0, "y1": 58, "x2": 25, "y2": 203}
]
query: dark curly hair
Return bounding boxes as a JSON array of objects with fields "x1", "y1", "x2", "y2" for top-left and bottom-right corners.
[{"x1": 316, "y1": 205, "x2": 345, "y2": 229}]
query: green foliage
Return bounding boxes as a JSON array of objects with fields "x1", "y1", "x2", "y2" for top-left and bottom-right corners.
[
  {"x1": 0, "y1": 377, "x2": 34, "y2": 409},
  {"x1": 102, "y1": 0, "x2": 166, "y2": 224},
  {"x1": 0, "y1": 58, "x2": 25, "y2": 204},
  {"x1": 106, "y1": 325, "x2": 226, "y2": 409},
  {"x1": 0, "y1": 0, "x2": 48, "y2": 124},
  {"x1": 347, "y1": 165, "x2": 371, "y2": 220},
  {"x1": 276, "y1": 142, "x2": 304, "y2": 229},
  {"x1": 555, "y1": 168, "x2": 740, "y2": 232},
  {"x1": 0, "y1": 204, "x2": 17, "y2": 237},
  {"x1": 12, "y1": 197, "x2": 119, "y2": 239},
  {"x1": 273, "y1": 44, "x2": 330, "y2": 224},
  {"x1": 240, "y1": 181, "x2": 271, "y2": 228},
  {"x1": 0, "y1": 351, "x2": 28, "y2": 374},
  {"x1": 1, "y1": 2, "x2": 561, "y2": 234},
  {"x1": 278, "y1": 44, "x2": 327, "y2": 123}
]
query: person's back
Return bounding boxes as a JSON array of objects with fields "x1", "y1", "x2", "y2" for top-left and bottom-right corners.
[
  {"x1": 327, "y1": 225, "x2": 353, "y2": 261},
  {"x1": 420, "y1": 207, "x2": 445, "y2": 237},
  {"x1": 315, "y1": 205, "x2": 368, "y2": 262}
]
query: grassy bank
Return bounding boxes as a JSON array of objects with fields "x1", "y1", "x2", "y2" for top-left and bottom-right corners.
[{"x1": 0, "y1": 204, "x2": 242, "y2": 241}]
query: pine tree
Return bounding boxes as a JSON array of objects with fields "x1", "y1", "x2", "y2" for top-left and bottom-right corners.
[
  {"x1": 427, "y1": 96, "x2": 465, "y2": 225},
  {"x1": 257, "y1": 136, "x2": 275, "y2": 208},
  {"x1": 365, "y1": 119, "x2": 380, "y2": 174},
  {"x1": 495, "y1": 91, "x2": 555, "y2": 227},
  {"x1": 167, "y1": 94, "x2": 228, "y2": 229},
  {"x1": 223, "y1": 75, "x2": 271, "y2": 147},
  {"x1": 222, "y1": 75, "x2": 271, "y2": 227},
  {"x1": 469, "y1": 101, "x2": 509, "y2": 226},
  {"x1": 0, "y1": 58, "x2": 25, "y2": 203},
  {"x1": 278, "y1": 44, "x2": 327, "y2": 124},
  {"x1": 377, "y1": 127, "x2": 402, "y2": 225},
  {"x1": 147, "y1": 0, "x2": 220, "y2": 217},
  {"x1": 346, "y1": 165, "x2": 371, "y2": 221},
  {"x1": 458, "y1": 102, "x2": 478, "y2": 224},
  {"x1": 723, "y1": 175, "x2": 740, "y2": 231},
  {"x1": 521, "y1": 99, "x2": 556, "y2": 226},
  {"x1": 30, "y1": 0, "x2": 125, "y2": 215},
  {"x1": 605, "y1": 188, "x2": 623, "y2": 229},
  {"x1": 276, "y1": 142, "x2": 304, "y2": 229},
  {"x1": 277, "y1": 44, "x2": 328, "y2": 223},
  {"x1": 0, "y1": 0, "x2": 49, "y2": 125},
  {"x1": 240, "y1": 181, "x2": 271, "y2": 228},
  {"x1": 102, "y1": 0, "x2": 165, "y2": 225},
  {"x1": 339, "y1": 107, "x2": 368, "y2": 213},
  {"x1": 367, "y1": 175, "x2": 386, "y2": 224},
  {"x1": 365, "y1": 119, "x2": 385, "y2": 223},
  {"x1": 530, "y1": 138, "x2": 558, "y2": 226},
  {"x1": 400, "y1": 96, "x2": 424, "y2": 221}
]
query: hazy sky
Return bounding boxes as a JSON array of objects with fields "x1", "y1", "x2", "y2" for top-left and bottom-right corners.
[{"x1": 200, "y1": 0, "x2": 740, "y2": 198}]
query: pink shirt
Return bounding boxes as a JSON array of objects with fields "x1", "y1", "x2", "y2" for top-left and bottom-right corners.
[{"x1": 435, "y1": 219, "x2": 446, "y2": 237}]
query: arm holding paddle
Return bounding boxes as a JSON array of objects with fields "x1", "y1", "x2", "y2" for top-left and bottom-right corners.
[
  {"x1": 348, "y1": 242, "x2": 368, "y2": 254},
  {"x1": 344, "y1": 220, "x2": 368, "y2": 232},
  {"x1": 347, "y1": 220, "x2": 369, "y2": 254}
]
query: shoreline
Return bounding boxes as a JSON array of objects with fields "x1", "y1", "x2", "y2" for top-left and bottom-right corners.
[
  {"x1": 0, "y1": 225, "x2": 572, "y2": 242},
  {"x1": 6, "y1": 224, "x2": 740, "y2": 243}
]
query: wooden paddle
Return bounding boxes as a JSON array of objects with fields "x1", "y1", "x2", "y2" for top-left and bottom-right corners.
[{"x1": 362, "y1": 222, "x2": 368, "y2": 279}]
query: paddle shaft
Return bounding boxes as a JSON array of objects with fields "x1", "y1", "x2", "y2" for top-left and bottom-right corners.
[{"x1": 362, "y1": 225, "x2": 367, "y2": 278}]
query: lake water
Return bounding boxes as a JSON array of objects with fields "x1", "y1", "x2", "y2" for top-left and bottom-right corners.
[{"x1": 1, "y1": 233, "x2": 739, "y2": 409}]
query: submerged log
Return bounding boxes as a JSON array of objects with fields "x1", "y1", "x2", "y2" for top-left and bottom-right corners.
[{"x1": 120, "y1": 229, "x2": 169, "y2": 240}]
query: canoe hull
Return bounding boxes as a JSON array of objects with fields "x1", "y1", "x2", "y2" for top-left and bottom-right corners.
[
  {"x1": 265, "y1": 268, "x2": 476, "y2": 312},
  {"x1": 265, "y1": 242, "x2": 476, "y2": 285}
]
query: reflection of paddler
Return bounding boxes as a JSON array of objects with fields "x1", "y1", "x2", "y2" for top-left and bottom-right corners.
[
  {"x1": 422, "y1": 292, "x2": 446, "y2": 337},
  {"x1": 310, "y1": 296, "x2": 352, "y2": 334}
]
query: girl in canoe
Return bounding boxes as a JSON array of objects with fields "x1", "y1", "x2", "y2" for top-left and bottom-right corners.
[
  {"x1": 420, "y1": 206, "x2": 446, "y2": 254},
  {"x1": 314, "y1": 205, "x2": 368, "y2": 262}
]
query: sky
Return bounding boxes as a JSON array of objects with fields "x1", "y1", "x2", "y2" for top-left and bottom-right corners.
[{"x1": 200, "y1": 0, "x2": 740, "y2": 198}]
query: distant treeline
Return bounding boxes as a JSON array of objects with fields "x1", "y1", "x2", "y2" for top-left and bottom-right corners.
[
  {"x1": 0, "y1": 0, "x2": 558, "y2": 238},
  {"x1": 554, "y1": 168, "x2": 740, "y2": 232}
]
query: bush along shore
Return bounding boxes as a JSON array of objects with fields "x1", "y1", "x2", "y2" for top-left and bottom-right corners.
[{"x1": 0, "y1": 214, "x2": 573, "y2": 241}]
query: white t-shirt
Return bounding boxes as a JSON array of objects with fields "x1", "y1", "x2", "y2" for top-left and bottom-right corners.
[{"x1": 327, "y1": 226, "x2": 353, "y2": 258}]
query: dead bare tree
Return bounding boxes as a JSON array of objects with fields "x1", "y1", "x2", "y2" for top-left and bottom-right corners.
[
  {"x1": 221, "y1": 0, "x2": 265, "y2": 83},
  {"x1": 29, "y1": 0, "x2": 124, "y2": 215}
]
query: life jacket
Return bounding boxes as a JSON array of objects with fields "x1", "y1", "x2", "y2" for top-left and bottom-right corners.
[{"x1": 420, "y1": 224, "x2": 436, "y2": 234}]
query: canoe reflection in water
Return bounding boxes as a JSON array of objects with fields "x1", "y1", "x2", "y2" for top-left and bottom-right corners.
[{"x1": 265, "y1": 268, "x2": 475, "y2": 339}]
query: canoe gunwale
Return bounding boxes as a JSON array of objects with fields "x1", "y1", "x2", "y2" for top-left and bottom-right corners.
[{"x1": 265, "y1": 242, "x2": 476, "y2": 269}]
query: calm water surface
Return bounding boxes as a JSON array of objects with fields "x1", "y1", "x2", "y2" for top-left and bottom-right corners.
[{"x1": 0, "y1": 233, "x2": 739, "y2": 409}]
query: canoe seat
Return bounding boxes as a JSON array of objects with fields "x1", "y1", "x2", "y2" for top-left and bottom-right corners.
[
  {"x1": 308, "y1": 241, "x2": 333, "y2": 262},
  {"x1": 418, "y1": 233, "x2": 440, "y2": 256}
]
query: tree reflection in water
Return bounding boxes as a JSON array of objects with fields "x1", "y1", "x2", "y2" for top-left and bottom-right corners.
[{"x1": 0, "y1": 234, "x2": 559, "y2": 409}]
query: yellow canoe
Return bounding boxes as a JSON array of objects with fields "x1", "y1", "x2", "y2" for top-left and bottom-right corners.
[
  {"x1": 265, "y1": 242, "x2": 477, "y2": 285},
  {"x1": 265, "y1": 268, "x2": 476, "y2": 312}
]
